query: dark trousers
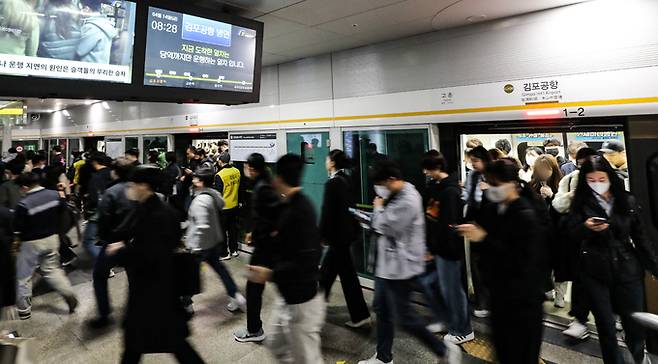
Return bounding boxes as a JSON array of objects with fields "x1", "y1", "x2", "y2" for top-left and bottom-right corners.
[
  {"x1": 220, "y1": 208, "x2": 239, "y2": 255},
  {"x1": 320, "y1": 245, "x2": 370, "y2": 323},
  {"x1": 247, "y1": 280, "x2": 265, "y2": 333},
  {"x1": 374, "y1": 278, "x2": 446, "y2": 363},
  {"x1": 183, "y1": 245, "x2": 238, "y2": 306},
  {"x1": 582, "y1": 275, "x2": 646, "y2": 364},
  {"x1": 490, "y1": 297, "x2": 544, "y2": 364},
  {"x1": 470, "y1": 248, "x2": 490, "y2": 310},
  {"x1": 121, "y1": 340, "x2": 205, "y2": 364},
  {"x1": 93, "y1": 244, "x2": 123, "y2": 318},
  {"x1": 569, "y1": 275, "x2": 591, "y2": 323},
  {"x1": 58, "y1": 233, "x2": 77, "y2": 264}
]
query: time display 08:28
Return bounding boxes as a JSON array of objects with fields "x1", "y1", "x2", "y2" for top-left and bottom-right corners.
[{"x1": 151, "y1": 20, "x2": 178, "y2": 34}]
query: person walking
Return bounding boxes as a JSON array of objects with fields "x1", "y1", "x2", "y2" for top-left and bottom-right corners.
[
  {"x1": 246, "y1": 154, "x2": 326, "y2": 363},
  {"x1": 358, "y1": 160, "x2": 461, "y2": 364},
  {"x1": 215, "y1": 152, "x2": 241, "y2": 260},
  {"x1": 105, "y1": 166, "x2": 205, "y2": 364},
  {"x1": 184, "y1": 168, "x2": 246, "y2": 314},
  {"x1": 234, "y1": 153, "x2": 280, "y2": 343},
  {"x1": 0, "y1": 158, "x2": 25, "y2": 209},
  {"x1": 420, "y1": 151, "x2": 474, "y2": 345},
  {"x1": 566, "y1": 156, "x2": 657, "y2": 364},
  {"x1": 13, "y1": 172, "x2": 78, "y2": 320},
  {"x1": 458, "y1": 158, "x2": 549, "y2": 364},
  {"x1": 0, "y1": 206, "x2": 15, "y2": 322},
  {"x1": 82, "y1": 152, "x2": 113, "y2": 259},
  {"x1": 319, "y1": 149, "x2": 371, "y2": 329}
]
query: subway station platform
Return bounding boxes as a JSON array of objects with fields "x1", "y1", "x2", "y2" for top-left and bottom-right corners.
[{"x1": 0, "y1": 250, "x2": 614, "y2": 364}]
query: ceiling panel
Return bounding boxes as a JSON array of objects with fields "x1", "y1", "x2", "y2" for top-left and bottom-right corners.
[
  {"x1": 263, "y1": 27, "x2": 345, "y2": 54},
  {"x1": 222, "y1": 0, "x2": 306, "y2": 14},
  {"x1": 256, "y1": 14, "x2": 308, "y2": 39},
  {"x1": 271, "y1": 0, "x2": 405, "y2": 26}
]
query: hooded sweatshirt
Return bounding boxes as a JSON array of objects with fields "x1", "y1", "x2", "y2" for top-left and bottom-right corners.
[
  {"x1": 76, "y1": 15, "x2": 117, "y2": 64},
  {"x1": 185, "y1": 187, "x2": 225, "y2": 251}
]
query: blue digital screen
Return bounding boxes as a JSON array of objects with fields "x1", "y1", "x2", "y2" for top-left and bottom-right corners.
[{"x1": 181, "y1": 14, "x2": 232, "y2": 48}]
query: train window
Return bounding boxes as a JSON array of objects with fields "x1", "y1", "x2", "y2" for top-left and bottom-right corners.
[{"x1": 648, "y1": 153, "x2": 658, "y2": 228}]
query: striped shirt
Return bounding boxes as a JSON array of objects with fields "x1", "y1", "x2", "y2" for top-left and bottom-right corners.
[{"x1": 14, "y1": 187, "x2": 64, "y2": 241}]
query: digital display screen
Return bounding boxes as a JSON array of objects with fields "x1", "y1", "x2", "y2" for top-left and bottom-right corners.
[
  {"x1": 143, "y1": 7, "x2": 257, "y2": 93},
  {"x1": 0, "y1": 0, "x2": 136, "y2": 83}
]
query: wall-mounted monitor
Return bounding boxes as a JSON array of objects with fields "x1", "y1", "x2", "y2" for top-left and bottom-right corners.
[
  {"x1": 144, "y1": 7, "x2": 257, "y2": 93},
  {"x1": 0, "y1": 0, "x2": 137, "y2": 83}
]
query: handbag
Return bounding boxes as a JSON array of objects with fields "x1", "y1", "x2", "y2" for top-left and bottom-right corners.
[{"x1": 173, "y1": 251, "x2": 201, "y2": 297}]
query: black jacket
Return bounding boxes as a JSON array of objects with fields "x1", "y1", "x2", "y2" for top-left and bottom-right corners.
[
  {"x1": 476, "y1": 196, "x2": 549, "y2": 304},
  {"x1": 319, "y1": 170, "x2": 357, "y2": 247},
  {"x1": 425, "y1": 173, "x2": 464, "y2": 260},
  {"x1": 249, "y1": 174, "x2": 280, "y2": 265},
  {"x1": 113, "y1": 195, "x2": 189, "y2": 353},
  {"x1": 0, "y1": 207, "x2": 15, "y2": 308},
  {"x1": 14, "y1": 188, "x2": 65, "y2": 241},
  {"x1": 97, "y1": 180, "x2": 137, "y2": 245},
  {"x1": 566, "y1": 192, "x2": 658, "y2": 284},
  {"x1": 271, "y1": 192, "x2": 322, "y2": 305},
  {"x1": 86, "y1": 167, "x2": 113, "y2": 215}
]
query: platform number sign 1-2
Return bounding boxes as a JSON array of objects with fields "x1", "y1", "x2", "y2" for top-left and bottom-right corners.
[{"x1": 564, "y1": 107, "x2": 585, "y2": 117}]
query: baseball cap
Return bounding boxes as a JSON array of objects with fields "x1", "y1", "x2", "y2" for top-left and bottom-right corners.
[{"x1": 599, "y1": 140, "x2": 625, "y2": 154}]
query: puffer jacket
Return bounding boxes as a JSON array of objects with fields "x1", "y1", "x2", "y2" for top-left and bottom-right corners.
[{"x1": 185, "y1": 188, "x2": 225, "y2": 251}]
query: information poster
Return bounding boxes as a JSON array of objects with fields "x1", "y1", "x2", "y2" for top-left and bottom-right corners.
[
  {"x1": 0, "y1": 1, "x2": 136, "y2": 83},
  {"x1": 230, "y1": 133, "x2": 277, "y2": 163},
  {"x1": 144, "y1": 7, "x2": 257, "y2": 92}
]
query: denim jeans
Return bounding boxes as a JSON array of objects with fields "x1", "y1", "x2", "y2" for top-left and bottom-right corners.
[
  {"x1": 82, "y1": 221, "x2": 100, "y2": 258},
  {"x1": 183, "y1": 245, "x2": 238, "y2": 306},
  {"x1": 374, "y1": 278, "x2": 446, "y2": 363},
  {"x1": 93, "y1": 244, "x2": 125, "y2": 318},
  {"x1": 418, "y1": 257, "x2": 472, "y2": 336}
]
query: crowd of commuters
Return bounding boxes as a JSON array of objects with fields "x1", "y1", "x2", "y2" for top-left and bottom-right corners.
[{"x1": 0, "y1": 135, "x2": 655, "y2": 364}]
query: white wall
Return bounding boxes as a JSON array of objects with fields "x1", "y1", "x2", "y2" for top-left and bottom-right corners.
[{"x1": 26, "y1": 0, "x2": 658, "y2": 140}]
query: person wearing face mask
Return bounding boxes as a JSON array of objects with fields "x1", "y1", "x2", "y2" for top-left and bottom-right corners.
[
  {"x1": 599, "y1": 140, "x2": 629, "y2": 190},
  {"x1": 529, "y1": 155, "x2": 565, "y2": 306},
  {"x1": 105, "y1": 166, "x2": 206, "y2": 364},
  {"x1": 552, "y1": 147, "x2": 599, "y2": 340},
  {"x1": 566, "y1": 156, "x2": 657, "y2": 364},
  {"x1": 519, "y1": 147, "x2": 544, "y2": 182},
  {"x1": 358, "y1": 159, "x2": 461, "y2": 364},
  {"x1": 458, "y1": 158, "x2": 550, "y2": 364},
  {"x1": 319, "y1": 149, "x2": 371, "y2": 329},
  {"x1": 543, "y1": 138, "x2": 566, "y2": 167},
  {"x1": 462, "y1": 146, "x2": 493, "y2": 318}
]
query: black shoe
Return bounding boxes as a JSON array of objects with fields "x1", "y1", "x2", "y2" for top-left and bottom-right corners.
[
  {"x1": 88, "y1": 316, "x2": 113, "y2": 329},
  {"x1": 17, "y1": 310, "x2": 31, "y2": 320},
  {"x1": 65, "y1": 295, "x2": 79, "y2": 314}
]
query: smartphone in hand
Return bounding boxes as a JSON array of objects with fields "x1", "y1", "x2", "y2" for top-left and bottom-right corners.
[{"x1": 591, "y1": 217, "x2": 608, "y2": 225}]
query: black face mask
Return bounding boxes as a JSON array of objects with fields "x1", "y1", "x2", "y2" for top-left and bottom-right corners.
[{"x1": 545, "y1": 147, "x2": 559, "y2": 157}]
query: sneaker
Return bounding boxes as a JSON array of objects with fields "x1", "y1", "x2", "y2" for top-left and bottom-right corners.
[
  {"x1": 473, "y1": 309, "x2": 490, "y2": 318},
  {"x1": 438, "y1": 341, "x2": 462, "y2": 364},
  {"x1": 219, "y1": 254, "x2": 231, "y2": 261},
  {"x1": 234, "y1": 328, "x2": 266, "y2": 343},
  {"x1": 227, "y1": 293, "x2": 247, "y2": 312},
  {"x1": 642, "y1": 353, "x2": 652, "y2": 364},
  {"x1": 345, "y1": 317, "x2": 372, "y2": 329},
  {"x1": 17, "y1": 309, "x2": 31, "y2": 321},
  {"x1": 444, "y1": 332, "x2": 474, "y2": 345},
  {"x1": 61, "y1": 255, "x2": 78, "y2": 268},
  {"x1": 554, "y1": 295, "x2": 566, "y2": 308},
  {"x1": 545, "y1": 290, "x2": 555, "y2": 301},
  {"x1": 426, "y1": 322, "x2": 447, "y2": 334},
  {"x1": 108, "y1": 269, "x2": 115, "y2": 278},
  {"x1": 562, "y1": 320, "x2": 589, "y2": 339},
  {"x1": 231, "y1": 251, "x2": 240, "y2": 258},
  {"x1": 65, "y1": 295, "x2": 79, "y2": 314},
  {"x1": 87, "y1": 316, "x2": 114, "y2": 329},
  {"x1": 616, "y1": 320, "x2": 623, "y2": 331},
  {"x1": 357, "y1": 354, "x2": 392, "y2": 364}
]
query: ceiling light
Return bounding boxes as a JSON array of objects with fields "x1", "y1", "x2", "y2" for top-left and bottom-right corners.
[
  {"x1": 62, "y1": 110, "x2": 70, "y2": 117},
  {"x1": 85, "y1": 100, "x2": 95, "y2": 105},
  {"x1": 101, "y1": 102, "x2": 111, "y2": 110}
]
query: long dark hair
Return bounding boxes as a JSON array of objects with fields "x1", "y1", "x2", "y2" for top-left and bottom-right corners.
[
  {"x1": 572, "y1": 155, "x2": 629, "y2": 215},
  {"x1": 328, "y1": 149, "x2": 351, "y2": 170},
  {"x1": 485, "y1": 158, "x2": 546, "y2": 207}
]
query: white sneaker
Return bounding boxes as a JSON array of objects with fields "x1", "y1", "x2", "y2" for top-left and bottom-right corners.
[
  {"x1": 554, "y1": 295, "x2": 566, "y2": 308},
  {"x1": 357, "y1": 354, "x2": 392, "y2": 364},
  {"x1": 345, "y1": 317, "x2": 372, "y2": 329},
  {"x1": 426, "y1": 322, "x2": 447, "y2": 334},
  {"x1": 615, "y1": 319, "x2": 623, "y2": 332},
  {"x1": 473, "y1": 309, "x2": 490, "y2": 318},
  {"x1": 438, "y1": 341, "x2": 462, "y2": 364},
  {"x1": 108, "y1": 269, "x2": 115, "y2": 278},
  {"x1": 562, "y1": 320, "x2": 589, "y2": 339},
  {"x1": 219, "y1": 254, "x2": 231, "y2": 261},
  {"x1": 444, "y1": 332, "x2": 475, "y2": 345},
  {"x1": 231, "y1": 251, "x2": 240, "y2": 257},
  {"x1": 227, "y1": 293, "x2": 247, "y2": 312}
]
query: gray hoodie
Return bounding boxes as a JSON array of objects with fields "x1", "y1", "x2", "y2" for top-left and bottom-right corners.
[
  {"x1": 77, "y1": 16, "x2": 118, "y2": 64},
  {"x1": 185, "y1": 188, "x2": 225, "y2": 251},
  {"x1": 371, "y1": 182, "x2": 426, "y2": 280}
]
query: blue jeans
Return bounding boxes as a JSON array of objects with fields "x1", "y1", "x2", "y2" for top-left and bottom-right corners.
[
  {"x1": 93, "y1": 244, "x2": 124, "y2": 318},
  {"x1": 183, "y1": 245, "x2": 238, "y2": 305},
  {"x1": 82, "y1": 221, "x2": 100, "y2": 258},
  {"x1": 374, "y1": 277, "x2": 446, "y2": 362},
  {"x1": 418, "y1": 257, "x2": 472, "y2": 336}
]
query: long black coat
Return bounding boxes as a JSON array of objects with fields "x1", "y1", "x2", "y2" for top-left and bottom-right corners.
[
  {"x1": 114, "y1": 195, "x2": 189, "y2": 353},
  {"x1": 0, "y1": 207, "x2": 14, "y2": 308},
  {"x1": 319, "y1": 171, "x2": 357, "y2": 247}
]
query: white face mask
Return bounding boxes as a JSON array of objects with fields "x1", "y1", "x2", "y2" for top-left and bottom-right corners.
[
  {"x1": 588, "y1": 181, "x2": 611, "y2": 195},
  {"x1": 374, "y1": 185, "x2": 391, "y2": 200},
  {"x1": 485, "y1": 184, "x2": 512, "y2": 203},
  {"x1": 526, "y1": 156, "x2": 537, "y2": 168}
]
